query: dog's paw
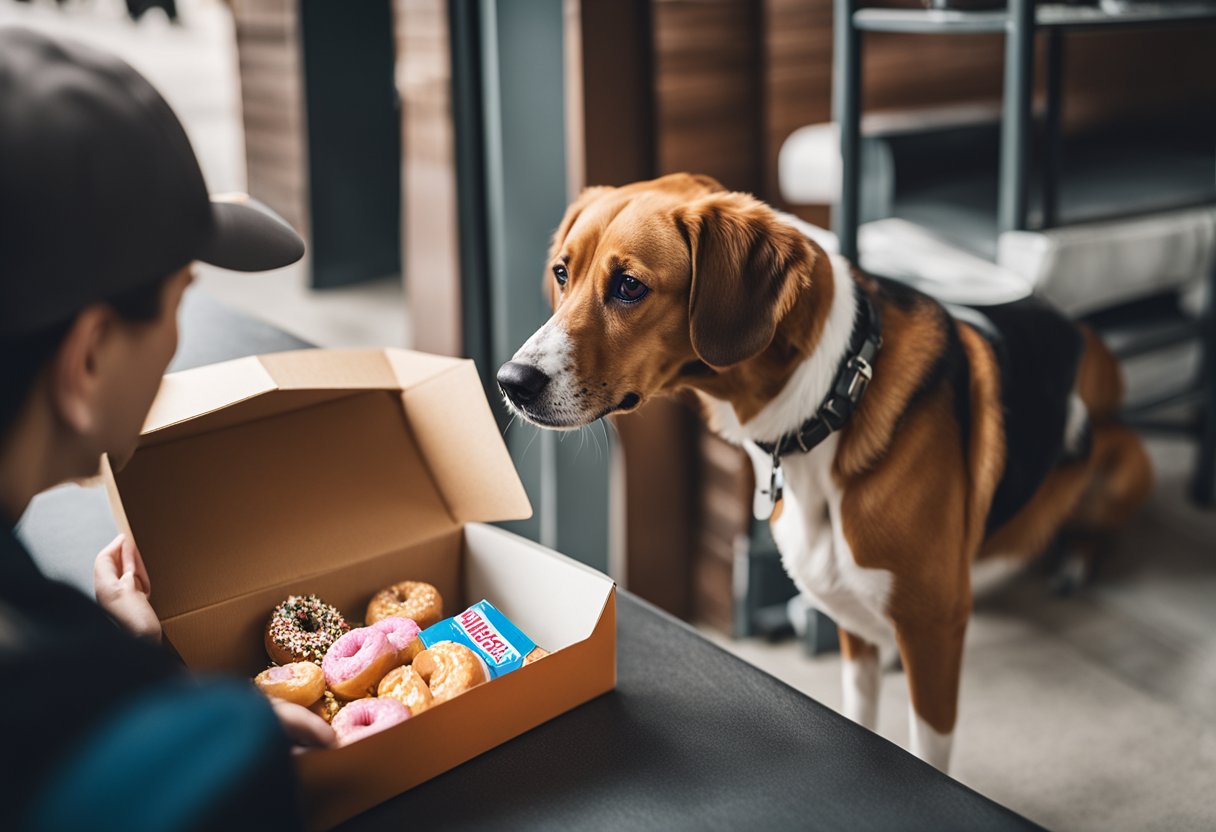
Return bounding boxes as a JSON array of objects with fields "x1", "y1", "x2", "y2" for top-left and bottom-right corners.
[{"x1": 1049, "y1": 551, "x2": 1091, "y2": 596}]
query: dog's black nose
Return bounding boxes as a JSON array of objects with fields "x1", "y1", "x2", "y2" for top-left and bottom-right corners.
[{"x1": 497, "y1": 361, "x2": 550, "y2": 405}]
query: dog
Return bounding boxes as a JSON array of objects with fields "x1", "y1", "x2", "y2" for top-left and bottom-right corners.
[{"x1": 496, "y1": 173, "x2": 1152, "y2": 770}]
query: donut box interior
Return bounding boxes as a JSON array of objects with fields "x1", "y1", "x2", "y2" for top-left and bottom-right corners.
[{"x1": 102, "y1": 348, "x2": 617, "y2": 830}]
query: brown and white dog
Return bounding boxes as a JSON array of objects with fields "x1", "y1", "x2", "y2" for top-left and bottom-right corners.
[{"x1": 496, "y1": 173, "x2": 1152, "y2": 770}]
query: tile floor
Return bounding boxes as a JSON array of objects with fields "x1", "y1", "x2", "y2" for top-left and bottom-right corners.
[{"x1": 707, "y1": 436, "x2": 1216, "y2": 831}]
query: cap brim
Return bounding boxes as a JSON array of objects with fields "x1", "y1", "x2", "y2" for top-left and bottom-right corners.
[{"x1": 196, "y1": 194, "x2": 305, "y2": 272}]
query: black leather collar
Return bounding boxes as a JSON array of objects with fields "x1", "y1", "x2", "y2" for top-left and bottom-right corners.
[{"x1": 755, "y1": 282, "x2": 882, "y2": 504}]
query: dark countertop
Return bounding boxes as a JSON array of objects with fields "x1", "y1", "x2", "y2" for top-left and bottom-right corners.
[{"x1": 15, "y1": 289, "x2": 1041, "y2": 832}]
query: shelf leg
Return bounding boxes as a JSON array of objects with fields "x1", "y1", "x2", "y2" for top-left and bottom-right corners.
[
  {"x1": 833, "y1": 0, "x2": 862, "y2": 264},
  {"x1": 1041, "y1": 29, "x2": 1064, "y2": 230},
  {"x1": 999, "y1": 0, "x2": 1035, "y2": 234},
  {"x1": 1193, "y1": 256, "x2": 1216, "y2": 506}
]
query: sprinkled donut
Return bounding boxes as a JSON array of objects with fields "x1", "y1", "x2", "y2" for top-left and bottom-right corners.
[
  {"x1": 413, "y1": 641, "x2": 487, "y2": 703},
  {"x1": 322, "y1": 626, "x2": 400, "y2": 700},
  {"x1": 265, "y1": 594, "x2": 350, "y2": 665},
  {"x1": 331, "y1": 697, "x2": 410, "y2": 746},
  {"x1": 365, "y1": 581, "x2": 443, "y2": 629},
  {"x1": 378, "y1": 665, "x2": 433, "y2": 715},
  {"x1": 253, "y1": 661, "x2": 325, "y2": 707}
]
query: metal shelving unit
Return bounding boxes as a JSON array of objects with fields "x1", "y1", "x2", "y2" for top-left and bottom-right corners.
[
  {"x1": 831, "y1": 0, "x2": 1216, "y2": 502},
  {"x1": 854, "y1": 1, "x2": 1216, "y2": 34},
  {"x1": 835, "y1": 0, "x2": 1216, "y2": 257}
]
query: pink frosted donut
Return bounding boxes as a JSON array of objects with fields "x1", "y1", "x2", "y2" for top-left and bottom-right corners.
[
  {"x1": 370, "y1": 616, "x2": 422, "y2": 664},
  {"x1": 330, "y1": 697, "x2": 410, "y2": 746},
  {"x1": 322, "y1": 627, "x2": 399, "y2": 700}
]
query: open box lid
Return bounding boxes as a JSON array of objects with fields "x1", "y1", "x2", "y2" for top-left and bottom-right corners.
[{"x1": 105, "y1": 348, "x2": 532, "y2": 620}]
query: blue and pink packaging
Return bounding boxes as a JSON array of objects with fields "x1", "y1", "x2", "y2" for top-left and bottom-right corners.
[{"x1": 419, "y1": 599, "x2": 537, "y2": 679}]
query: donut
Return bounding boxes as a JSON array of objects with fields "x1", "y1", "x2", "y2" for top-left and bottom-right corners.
[
  {"x1": 265, "y1": 594, "x2": 349, "y2": 665},
  {"x1": 523, "y1": 646, "x2": 549, "y2": 666},
  {"x1": 369, "y1": 616, "x2": 423, "y2": 664},
  {"x1": 377, "y1": 665, "x2": 434, "y2": 715},
  {"x1": 365, "y1": 581, "x2": 443, "y2": 629},
  {"x1": 322, "y1": 626, "x2": 400, "y2": 700},
  {"x1": 309, "y1": 690, "x2": 344, "y2": 724},
  {"x1": 412, "y1": 641, "x2": 487, "y2": 703},
  {"x1": 253, "y1": 661, "x2": 325, "y2": 707},
  {"x1": 330, "y1": 697, "x2": 410, "y2": 746},
  {"x1": 400, "y1": 638, "x2": 424, "y2": 664}
]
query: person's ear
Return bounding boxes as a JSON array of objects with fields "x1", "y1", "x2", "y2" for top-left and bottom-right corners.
[
  {"x1": 48, "y1": 305, "x2": 112, "y2": 436},
  {"x1": 674, "y1": 191, "x2": 815, "y2": 368}
]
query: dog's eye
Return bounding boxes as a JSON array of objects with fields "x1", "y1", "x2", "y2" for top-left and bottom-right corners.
[
  {"x1": 612, "y1": 273, "x2": 649, "y2": 304},
  {"x1": 553, "y1": 264, "x2": 569, "y2": 287}
]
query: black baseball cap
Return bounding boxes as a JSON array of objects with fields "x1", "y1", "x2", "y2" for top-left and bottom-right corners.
[{"x1": 0, "y1": 27, "x2": 305, "y2": 337}]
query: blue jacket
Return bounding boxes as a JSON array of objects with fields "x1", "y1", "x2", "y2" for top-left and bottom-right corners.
[{"x1": 1, "y1": 524, "x2": 303, "y2": 831}]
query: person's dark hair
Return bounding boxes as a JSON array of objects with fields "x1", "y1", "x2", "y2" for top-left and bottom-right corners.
[{"x1": 0, "y1": 276, "x2": 171, "y2": 438}]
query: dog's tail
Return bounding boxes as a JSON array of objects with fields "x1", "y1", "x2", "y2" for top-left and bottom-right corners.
[{"x1": 1074, "y1": 325, "x2": 1124, "y2": 423}]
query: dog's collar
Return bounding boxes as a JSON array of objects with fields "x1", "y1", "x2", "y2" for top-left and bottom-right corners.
[{"x1": 755, "y1": 282, "x2": 881, "y2": 504}]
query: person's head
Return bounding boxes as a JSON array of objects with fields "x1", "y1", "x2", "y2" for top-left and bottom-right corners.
[
  {"x1": 0, "y1": 267, "x2": 191, "y2": 485},
  {"x1": 0, "y1": 27, "x2": 305, "y2": 519}
]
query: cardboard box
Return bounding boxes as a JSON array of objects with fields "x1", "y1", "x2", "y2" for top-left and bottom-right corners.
[{"x1": 103, "y1": 348, "x2": 617, "y2": 829}]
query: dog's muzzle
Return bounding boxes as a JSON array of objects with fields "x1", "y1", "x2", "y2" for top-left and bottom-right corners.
[{"x1": 496, "y1": 361, "x2": 550, "y2": 407}]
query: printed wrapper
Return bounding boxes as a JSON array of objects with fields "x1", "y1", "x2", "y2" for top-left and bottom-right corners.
[{"x1": 419, "y1": 599, "x2": 537, "y2": 679}]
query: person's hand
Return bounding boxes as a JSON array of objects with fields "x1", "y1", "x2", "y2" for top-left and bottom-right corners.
[
  {"x1": 93, "y1": 533, "x2": 161, "y2": 642},
  {"x1": 268, "y1": 698, "x2": 337, "y2": 752}
]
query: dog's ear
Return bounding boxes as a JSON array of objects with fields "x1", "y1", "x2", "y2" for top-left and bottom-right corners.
[
  {"x1": 675, "y1": 192, "x2": 813, "y2": 368},
  {"x1": 545, "y1": 186, "x2": 614, "y2": 307}
]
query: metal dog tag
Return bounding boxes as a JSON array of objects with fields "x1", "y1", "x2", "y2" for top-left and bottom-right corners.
[{"x1": 762, "y1": 454, "x2": 784, "y2": 508}]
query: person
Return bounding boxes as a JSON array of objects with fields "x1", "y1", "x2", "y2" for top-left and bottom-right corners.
[{"x1": 0, "y1": 27, "x2": 334, "y2": 829}]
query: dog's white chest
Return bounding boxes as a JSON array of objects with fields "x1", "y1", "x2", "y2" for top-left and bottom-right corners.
[
  {"x1": 752, "y1": 438, "x2": 896, "y2": 649},
  {"x1": 712, "y1": 251, "x2": 896, "y2": 649}
]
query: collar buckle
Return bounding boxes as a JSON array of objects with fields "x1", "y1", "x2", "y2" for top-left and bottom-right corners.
[
  {"x1": 844, "y1": 355, "x2": 872, "y2": 403},
  {"x1": 757, "y1": 284, "x2": 881, "y2": 465}
]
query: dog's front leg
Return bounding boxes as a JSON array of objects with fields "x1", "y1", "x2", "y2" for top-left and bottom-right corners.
[
  {"x1": 894, "y1": 617, "x2": 966, "y2": 772},
  {"x1": 839, "y1": 628, "x2": 881, "y2": 730}
]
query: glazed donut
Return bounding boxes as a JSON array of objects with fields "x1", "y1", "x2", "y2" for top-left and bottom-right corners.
[
  {"x1": 412, "y1": 641, "x2": 487, "y2": 703},
  {"x1": 331, "y1": 697, "x2": 410, "y2": 746},
  {"x1": 365, "y1": 581, "x2": 443, "y2": 629},
  {"x1": 309, "y1": 690, "x2": 344, "y2": 724},
  {"x1": 322, "y1": 627, "x2": 400, "y2": 700},
  {"x1": 253, "y1": 661, "x2": 325, "y2": 707},
  {"x1": 523, "y1": 646, "x2": 549, "y2": 666},
  {"x1": 377, "y1": 665, "x2": 434, "y2": 716},
  {"x1": 369, "y1": 616, "x2": 423, "y2": 664},
  {"x1": 265, "y1": 594, "x2": 350, "y2": 665}
]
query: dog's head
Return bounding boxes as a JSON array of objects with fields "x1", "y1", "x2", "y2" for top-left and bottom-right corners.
[{"x1": 496, "y1": 173, "x2": 818, "y2": 429}]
